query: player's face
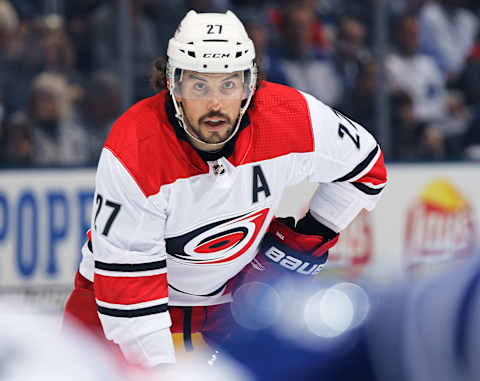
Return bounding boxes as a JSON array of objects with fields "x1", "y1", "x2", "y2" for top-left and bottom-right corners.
[{"x1": 176, "y1": 71, "x2": 245, "y2": 146}]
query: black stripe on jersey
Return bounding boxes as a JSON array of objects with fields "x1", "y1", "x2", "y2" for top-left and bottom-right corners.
[
  {"x1": 352, "y1": 182, "x2": 384, "y2": 195},
  {"x1": 94, "y1": 260, "x2": 166, "y2": 272},
  {"x1": 87, "y1": 239, "x2": 93, "y2": 253},
  {"x1": 334, "y1": 145, "x2": 379, "y2": 183},
  {"x1": 97, "y1": 303, "x2": 168, "y2": 318}
]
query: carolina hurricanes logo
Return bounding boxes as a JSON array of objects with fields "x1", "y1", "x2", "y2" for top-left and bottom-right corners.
[{"x1": 165, "y1": 208, "x2": 270, "y2": 264}]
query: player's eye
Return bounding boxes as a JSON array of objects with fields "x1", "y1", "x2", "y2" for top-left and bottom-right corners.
[
  {"x1": 193, "y1": 82, "x2": 206, "y2": 91},
  {"x1": 223, "y1": 81, "x2": 235, "y2": 89}
]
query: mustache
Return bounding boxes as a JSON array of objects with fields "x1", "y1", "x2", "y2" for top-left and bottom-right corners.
[{"x1": 199, "y1": 111, "x2": 232, "y2": 125}]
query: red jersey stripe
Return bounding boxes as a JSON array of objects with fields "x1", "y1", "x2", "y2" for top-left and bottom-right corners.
[
  {"x1": 355, "y1": 151, "x2": 387, "y2": 186},
  {"x1": 94, "y1": 273, "x2": 168, "y2": 305}
]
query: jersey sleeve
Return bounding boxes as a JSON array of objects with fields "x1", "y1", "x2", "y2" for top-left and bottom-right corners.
[
  {"x1": 91, "y1": 148, "x2": 175, "y2": 366},
  {"x1": 300, "y1": 91, "x2": 387, "y2": 232}
]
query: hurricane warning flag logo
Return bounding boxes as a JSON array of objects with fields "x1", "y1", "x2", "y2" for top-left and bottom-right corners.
[
  {"x1": 404, "y1": 179, "x2": 476, "y2": 266},
  {"x1": 165, "y1": 208, "x2": 270, "y2": 264}
]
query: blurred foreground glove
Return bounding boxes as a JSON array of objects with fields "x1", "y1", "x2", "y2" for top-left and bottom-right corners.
[{"x1": 233, "y1": 212, "x2": 339, "y2": 291}]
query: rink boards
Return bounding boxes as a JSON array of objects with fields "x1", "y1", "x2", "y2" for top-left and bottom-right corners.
[{"x1": 0, "y1": 162, "x2": 479, "y2": 308}]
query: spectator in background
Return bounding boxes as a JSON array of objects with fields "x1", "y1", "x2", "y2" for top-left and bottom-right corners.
[
  {"x1": 419, "y1": 0, "x2": 479, "y2": 81},
  {"x1": 459, "y1": 31, "x2": 480, "y2": 107},
  {"x1": 442, "y1": 91, "x2": 472, "y2": 158},
  {"x1": 387, "y1": 13, "x2": 468, "y2": 160},
  {"x1": 390, "y1": 0, "x2": 429, "y2": 17},
  {"x1": 389, "y1": 90, "x2": 438, "y2": 160},
  {"x1": 0, "y1": 111, "x2": 34, "y2": 166},
  {"x1": 4, "y1": 13, "x2": 80, "y2": 114},
  {"x1": 27, "y1": 72, "x2": 89, "y2": 166},
  {"x1": 460, "y1": 31, "x2": 480, "y2": 159},
  {"x1": 91, "y1": 0, "x2": 159, "y2": 101},
  {"x1": 79, "y1": 71, "x2": 121, "y2": 165},
  {"x1": 338, "y1": 59, "x2": 378, "y2": 136},
  {"x1": 269, "y1": 2, "x2": 342, "y2": 105},
  {"x1": 19, "y1": 14, "x2": 79, "y2": 86},
  {"x1": 241, "y1": 11, "x2": 269, "y2": 58},
  {"x1": 30, "y1": 14, "x2": 76, "y2": 76},
  {"x1": 418, "y1": 123, "x2": 446, "y2": 160},
  {"x1": 331, "y1": 16, "x2": 370, "y2": 96},
  {"x1": 0, "y1": 0, "x2": 19, "y2": 79},
  {"x1": 0, "y1": 0, "x2": 27, "y2": 114},
  {"x1": 270, "y1": 0, "x2": 329, "y2": 52},
  {"x1": 64, "y1": 1, "x2": 101, "y2": 76},
  {"x1": 239, "y1": 9, "x2": 289, "y2": 85},
  {"x1": 323, "y1": 0, "x2": 377, "y2": 45},
  {"x1": 386, "y1": 14, "x2": 448, "y2": 125}
]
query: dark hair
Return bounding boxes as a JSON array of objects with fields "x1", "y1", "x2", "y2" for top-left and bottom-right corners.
[{"x1": 149, "y1": 56, "x2": 265, "y2": 93}]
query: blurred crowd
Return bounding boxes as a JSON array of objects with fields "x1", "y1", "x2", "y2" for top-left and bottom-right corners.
[{"x1": 0, "y1": 0, "x2": 480, "y2": 166}]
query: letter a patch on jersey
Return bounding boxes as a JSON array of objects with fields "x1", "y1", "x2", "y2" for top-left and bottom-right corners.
[
  {"x1": 165, "y1": 208, "x2": 270, "y2": 265},
  {"x1": 252, "y1": 165, "x2": 271, "y2": 203}
]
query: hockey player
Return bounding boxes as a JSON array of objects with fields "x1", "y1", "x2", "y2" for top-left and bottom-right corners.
[{"x1": 64, "y1": 10, "x2": 387, "y2": 367}]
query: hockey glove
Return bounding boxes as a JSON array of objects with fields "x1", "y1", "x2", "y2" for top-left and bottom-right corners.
[{"x1": 234, "y1": 212, "x2": 339, "y2": 289}]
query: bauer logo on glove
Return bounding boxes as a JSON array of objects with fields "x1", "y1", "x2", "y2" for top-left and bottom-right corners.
[
  {"x1": 263, "y1": 246, "x2": 324, "y2": 275},
  {"x1": 257, "y1": 212, "x2": 339, "y2": 278}
]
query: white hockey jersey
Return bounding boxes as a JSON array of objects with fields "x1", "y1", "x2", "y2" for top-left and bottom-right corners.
[{"x1": 78, "y1": 81, "x2": 387, "y2": 366}]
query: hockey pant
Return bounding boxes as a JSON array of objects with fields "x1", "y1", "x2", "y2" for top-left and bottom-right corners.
[{"x1": 63, "y1": 271, "x2": 234, "y2": 358}]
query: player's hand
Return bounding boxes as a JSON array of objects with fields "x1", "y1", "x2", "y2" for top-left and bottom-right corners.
[
  {"x1": 257, "y1": 215, "x2": 339, "y2": 277},
  {"x1": 232, "y1": 213, "x2": 339, "y2": 294}
]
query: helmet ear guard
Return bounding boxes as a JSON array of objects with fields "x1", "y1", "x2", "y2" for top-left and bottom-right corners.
[{"x1": 166, "y1": 10, "x2": 257, "y2": 150}]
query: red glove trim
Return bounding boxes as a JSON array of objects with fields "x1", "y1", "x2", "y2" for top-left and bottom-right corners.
[{"x1": 269, "y1": 219, "x2": 339, "y2": 258}]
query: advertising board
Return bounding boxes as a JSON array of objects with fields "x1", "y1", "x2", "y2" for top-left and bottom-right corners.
[{"x1": 1, "y1": 163, "x2": 479, "y2": 307}]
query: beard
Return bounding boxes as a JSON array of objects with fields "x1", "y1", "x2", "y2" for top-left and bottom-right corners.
[
  {"x1": 197, "y1": 125, "x2": 235, "y2": 143},
  {"x1": 185, "y1": 110, "x2": 237, "y2": 144}
]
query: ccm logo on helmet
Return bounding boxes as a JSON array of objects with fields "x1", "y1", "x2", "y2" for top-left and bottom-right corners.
[
  {"x1": 264, "y1": 247, "x2": 324, "y2": 276},
  {"x1": 203, "y1": 53, "x2": 231, "y2": 58}
]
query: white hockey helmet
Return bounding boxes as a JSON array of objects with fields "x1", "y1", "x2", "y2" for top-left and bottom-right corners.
[{"x1": 166, "y1": 10, "x2": 257, "y2": 149}]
